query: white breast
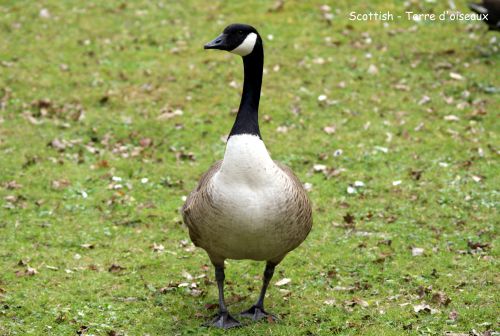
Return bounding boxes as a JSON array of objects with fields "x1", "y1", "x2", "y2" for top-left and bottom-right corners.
[
  {"x1": 204, "y1": 134, "x2": 302, "y2": 260},
  {"x1": 215, "y1": 134, "x2": 277, "y2": 186},
  {"x1": 212, "y1": 135, "x2": 288, "y2": 231}
]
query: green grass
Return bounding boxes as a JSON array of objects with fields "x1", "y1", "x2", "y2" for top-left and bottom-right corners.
[{"x1": 0, "y1": 1, "x2": 498, "y2": 335}]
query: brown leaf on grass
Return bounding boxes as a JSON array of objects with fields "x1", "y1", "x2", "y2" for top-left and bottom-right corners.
[
  {"x1": 4, "y1": 195, "x2": 27, "y2": 209},
  {"x1": 377, "y1": 239, "x2": 392, "y2": 246},
  {"x1": 17, "y1": 259, "x2": 29, "y2": 266},
  {"x1": 175, "y1": 150, "x2": 196, "y2": 161},
  {"x1": 87, "y1": 264, "x2": 99, "y2": 271},
  {"x1": 374, "y1": 252, "x2": 393, "y2": 263},
  {"x1": 275, "y1": 278, "x2": 291, "y2": 286},
  {"x1": 467, "y1": 240, "x2": 490, "y2": 251},
  {"x1": 409, "y1": 169, "x2": 423, "y2": 181},
  {"x1": 159, "y1": 283, "x2": 179, "y2": 293},
  {"x1": 15, "y1": 266, "x2": 37, "y2": 277},
  {"x1": 51, "y1": 179, "x2": 70, "y2": 190},
  {"x1": 416, "y1": 285, "x2": 432, "y2": 298},
  {"x1": 276, "y1": 125, "x2": 288, "y2": 133},
  {"x1": 320, "y1": 5, "x2": 333, "y2": 24},
  {"x1": 30, "y1": 99, "x2": 85, "y2": 122},
  {"x1": 80, "y1": 243, "x2": 95, "y2": 249},
  {"x1": 190, "y1": 288, "x2": 204, "y2": 297},
  {"x1": 139, "y1": 137, "x2": 153, "y2": 148},
  {"x1": 327, "y1": 269, "x2": 337, "y2": 279},
  {"x1": 413, "y1": 303, "x2": 432, "y2": 313},
  {"x1": 157, "y1": 108, "x2": 183, "y2": 120},
  {"x1": 418, "y1": 95, "x2": 431, "y2": 105},
  {"x1": 268, "y1": 0, "x2": 284, "y2": 12},
  {"x1": 313, "y1": 164, "x2": 327, "y2": 173},
  {"x1": 449, "y1": 72, "x2": 464, "y2": 81},
  {"x1": 324, "y1": 167, "x2": 345, "y2": 179},
  {"x1": 108, "y1": 264, "x2": 125, "y2": 273},
  {"x1": 345, "y1": 297, "x2": 369, "y2": 308},
  {"x1": 393, "y1": 83, "x2": 410, "y2": 91},
  {"x1": 205, "y1": 303, "x2": 218, "y2": 310},
  {"x1": 76, "y1": 325, "x2": 89, "y2": 335},
  {"x1": 323, "y1": 299, "x2": 336, "y2": 305},
  {"x1": 96, "y1": 160, "x2": 109, "y2": 168},
  {"x1": 323, "y1": 125, "x2": 336, "y2": 134},
  {"x1": 444, "y1": 115, "x2": 460, "y2": 121},
  {"x1": 448, "y1": 310, "x2": 458, "y2": 322},
  {"x1": 5, "y1": 195, "x2": 18, "y2": 203},
  {"x1": 367, "y1": 64, "x2": 379, "y2": 75},
  {"x1": 48, "y1": 138, "x2": 67, "y2": 151},
  {"x1": 151, "y1": 243, "x2": 165, "y2": 252},
  {"x1": 3, "y1": 181, "x2": 22, "y2": 189},
  {"x1": 291, "y1": 104, "x2": 301, "y2": 115},
  {"x1": 431, "y1": 291, "x2": 451, "y2": 306},
  {"x1": 343, "y1": 213, "x2": 355, "y2": 225},
  {"x1": 226, "y1": 294, "x2": 247, "y2": 304}
]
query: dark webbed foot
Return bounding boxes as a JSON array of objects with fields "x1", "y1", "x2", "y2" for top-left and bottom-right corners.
[
  {"x1": 240, "y1": 305, "x2": 277, "y2": 321},
  {"x1": 204, "y1": 312, "x2": 241, "y2": 329}
]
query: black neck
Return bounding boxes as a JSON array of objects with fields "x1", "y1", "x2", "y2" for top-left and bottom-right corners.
[{"x1": 228, "y1": 38, "x2": 263, "y2": 139}]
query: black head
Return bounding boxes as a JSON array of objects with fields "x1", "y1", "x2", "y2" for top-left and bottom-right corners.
[{"x1": 204, "y1": 24, "x2": 261, "y2": 56}]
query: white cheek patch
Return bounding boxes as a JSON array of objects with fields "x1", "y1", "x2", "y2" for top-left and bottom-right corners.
[{"x1": 231, "y1": 32, "x2": 257, "y2": 56}]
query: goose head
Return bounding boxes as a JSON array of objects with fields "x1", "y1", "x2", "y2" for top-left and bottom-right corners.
[{"x1": 204, "y1": 23, "x2": 261, "y2": 57}]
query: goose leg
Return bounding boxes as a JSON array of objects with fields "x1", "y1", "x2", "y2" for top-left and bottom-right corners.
[
  {"x1": 240, "y1": 262, "x2": 278, "y2": 321},
  {"x1": 204, "y1": 265, "x2": 241, "y2": 329}
]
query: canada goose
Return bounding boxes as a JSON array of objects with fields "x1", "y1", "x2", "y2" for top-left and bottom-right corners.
[
  {"x1": 181, "y1": 23, "x2": 312, "y2": 329},
  {"x1": 469, "y1": 0, "x2": 500, "y2": 31}
]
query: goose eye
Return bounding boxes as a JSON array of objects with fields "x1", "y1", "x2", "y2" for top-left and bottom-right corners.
[{"x1": 238, "y1": 30, "x2": 244, "y2": 35}]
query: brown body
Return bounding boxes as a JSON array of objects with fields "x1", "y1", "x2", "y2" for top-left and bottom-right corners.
[{"x1": 182, "y1": 154, "x2": 312, "y2": 265}]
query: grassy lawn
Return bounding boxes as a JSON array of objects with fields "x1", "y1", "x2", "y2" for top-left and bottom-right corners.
[{"x1": 0, "y1": 1, "x2": 498, "y2": 335}]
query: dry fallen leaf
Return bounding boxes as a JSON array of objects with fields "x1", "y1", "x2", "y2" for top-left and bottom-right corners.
[
  {"x1": 343, "y1": 213, "x2": 355, "y2": 225},
  {"x1": 467, "y1": 240, "x2": 490, "y2": 251},
  {"x1": 152, "y1": 243, "x2": 165, "y2": 252},
  {"x1": 275, "y1": 278, "x2": 291, "y2": 286},
  {"x1": 448, "y1": 310, "x2": 458, "y2": 322},
  {"x1": 449, "y1": 72, "x2": 464, "y2": 81},
  {"x1": 108, "y1": 264, "x2": 126, "y2": 273},
  {"x1": 48, "y1": 138, "x2": 67, "y2": 151},
  {"x1": 268, "y1": 0, "x2": 284, "y2": 12},
  {"x1": 418, "y1": 95, "x2": 431, "y2": 105},
  {"x1": 367, "y1": 64, "x2": 379, "y2": 75},
  {"x1": 345, "y1": 297, "x2": 369, "y2": 308},
  {"x1": 16, "y1": 266, "x2": 37, "y2": 277},
  {"x1": 323, "y1": 125, "x2": 336, "y2": 134},
  {"x1": 51, "y1": 179, "x2": 71, "y2": 190},
  {"x1": 181, "y1": 270, "x2": 193, "y2": 280},
  {"x1": 313, "y1": 164, "x2": 327, "y2": 173},
  {"x1": 413, "y1": 303, "x2": 438, "y2": 314},
  {"x1": 157, "y1": 108, "x2": 183, "y2": 120},
  {"x1": 431, "y1": 291, "x2": 451, "y2": 306},
  {"x1": 3, "y1": 180, "x2": 22, "y2": 189},
  {"x1": 444, "y1": 115, "x2": 460, "y2": 121},
  {"x1": 139, "y1": 137, "x2": 153, "y2": 148},
  {"x1": 276, "y1": 125, "x2": 288, "y2": 133}
]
